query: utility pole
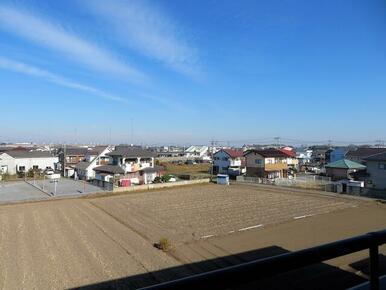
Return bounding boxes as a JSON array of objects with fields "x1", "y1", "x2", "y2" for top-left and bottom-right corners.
[
  {"x1": 130, "y1": 118, "x2": 134, "y2": 146},
  {"x1": 63, "y1": 143, "x2": 66, "y2": 177},
  {"x1": 210, "y1": 140, "x2": 214, "y2": 179},
  {"x1": 274, "y1": 137, "x2": 280, "y2": 148},
  {"x1": 375, "y1": 140, "x2": 385, "y2": 148}
]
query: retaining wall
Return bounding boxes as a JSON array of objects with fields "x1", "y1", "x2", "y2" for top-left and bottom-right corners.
[{"x1": 112, "y1": 179, "x2": 210, "y2": 193}]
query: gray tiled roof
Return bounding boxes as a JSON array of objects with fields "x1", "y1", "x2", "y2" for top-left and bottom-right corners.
[
  {"x1": 5, "y1": 151, "x2": 56, "y2": 159},
  {"x1": 75, "y1": 161, "x2": 91, "y2": 170},
  {"x1": 107, "y1": 146, "x2": 156, "y2": 158},
  {"x1": 64, "y1": 148, "x2": 89, "y2": 156},
  {"x1": 87, "y1": 146, "x2": 108, "y2": 156},
  {"x1": 93, "y1": 165, "x2": 125, "y2": 174},
  {"x1": 346, "y1": 148, "x2": 386, "y2": 159},
  {"x1": 364, "y1": 152, "x2": 386, "y2": 161}
]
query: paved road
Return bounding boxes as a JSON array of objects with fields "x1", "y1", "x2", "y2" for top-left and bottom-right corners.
[
  {"x1": 36, "y1": 178, "x2": 103, "y2": 196},
  {"x1": 0, "y1": 181, "x2": 47, "y2": 202},
  {"x1": 0, "y1": 179, "x2": 103, "y2": 203}
]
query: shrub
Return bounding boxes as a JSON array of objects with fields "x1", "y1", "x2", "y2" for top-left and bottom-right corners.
[
  {"x1": 154, "y1": 238, "x2": 171, "y2": 252},
  {"x1": 17, "y1": 171, "x2": 25, "y2": 178},
  {"x1": 161, "y1": 174, "x2": 172, "y2": 182},
  {"x1": 0, "y1": 172, "x2": 9, "y2": 181},
  {"x1": 27, "y1": 169, "x2": 35, "y2": 178},
  {"x1": 153, "y1": 176, "x2": 162, "y2": 183}
]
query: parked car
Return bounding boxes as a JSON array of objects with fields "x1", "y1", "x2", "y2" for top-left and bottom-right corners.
[{"x1": 44, "y1": 168, "x2": 55, "y2": 175}]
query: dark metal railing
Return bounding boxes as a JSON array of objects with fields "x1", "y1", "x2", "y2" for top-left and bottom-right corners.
[{"x1": 140, "y1": 229, "x2": 386, "y2": 290}]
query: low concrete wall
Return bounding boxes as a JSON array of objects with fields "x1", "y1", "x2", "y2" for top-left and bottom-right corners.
[
  {"x1": 346, "y1": 186, "x2": 386, "y2": 200},
  {"x1": 112, "y1": 179, "x2": 210, "y2": 193}
]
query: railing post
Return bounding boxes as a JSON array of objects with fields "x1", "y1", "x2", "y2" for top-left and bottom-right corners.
[{"x1": 369, "y1": 244, "x2": 379, "y2": 290}]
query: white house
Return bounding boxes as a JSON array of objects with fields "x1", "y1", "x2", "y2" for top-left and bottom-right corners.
[
  {"x1": 296, "y1": 149, "x2": 312, "y2": 165},
  {"x1": 213, "y1": 149, "x2": 245, "y2": 176},
  {"x1": 184, "y1": 145, "x2": 209, "y2": 160},
  {"x1": 75, "y1": 146, "x2": 113, "y2": 180},
  {"x1": 0, "y1": 151, "x2": 58, "y2": 175},
  {"x1": 93, "y1": 146, "x2": 159, "y2": 187}
]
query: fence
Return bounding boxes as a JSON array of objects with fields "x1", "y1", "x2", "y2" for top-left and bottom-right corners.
[
  {"x1": 325, "y1": 184, "x2": 386, "y2": 200},
  {"x1": 275, "y1": 175, "x2": 331, "y2": 190}
]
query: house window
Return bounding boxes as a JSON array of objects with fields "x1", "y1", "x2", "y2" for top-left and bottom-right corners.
[
  {"x1": 18, "y1": 166, "x2": 25, "y2": 172},
  {"x1": 255, "y1": 159, "x2": 262, "y2": 165},
  {"x1": 378, "y1": 163, "x2": 386, "y2": 170},
  {"x1": 33, "y1": 165, "x2": 39, "y2": 170}
]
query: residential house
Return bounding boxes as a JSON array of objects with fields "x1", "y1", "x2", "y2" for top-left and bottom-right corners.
[
  {"x1": 296, "y1": 148, "x2": 312, "y2": 165},
  {"x1": 244, "y1": 149, "x2": 289, "y2": 179},
  {"x1": 345, "y1": 147, "x2": 386, "y2": 164},
  {"x1": 326, "y1": 147, "x2": 347, "y2": 163},
  {"x1": 75, "y1": 146, "x2": 113, "y2": 180},
  {"x1": 213, "y1": 149, "x2": 245, "y2": 176},
  {"x1": 58, "y1": 147, "x2": 89, "y2": 177},
  {"x1": 324, "y1": 159, "x2": 366, "y2": 181},
  {"x1": 0, "y1": 151, "x2": 58, "y2": 175},
  {"x1": 279, "y1": 147, "x2": 299, "y2": 171},
  {"x1": 184, "y1": 145, "x2": 210, "y2": 160},
  {"x1": 363, "y1": 152, "x2": 386, "y2": 189},
  {"x1": 93, "y1": 146, "x2": 160, "y2": 188},
  {"x1": 310, "y1": 146, "x2": 331, "y2": 165}
]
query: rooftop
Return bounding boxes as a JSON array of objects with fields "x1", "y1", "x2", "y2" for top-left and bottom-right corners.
[
  {"x1": 325, "y1": 159, "x2": 366, "y2": 169},
  {"x1": 244, "y1": 149, "x2": 289, "y2": 158},
  {"x1": 93, "y1": 165, "x2": 125, "y2": 174},
  {"x1": 75, "y1": 161, "x2": 91, "y2": 170},
  {"x1": 346, "y1": 148, "x2": 386, "y2": 159},
  {"x1": 64, "y1": 147, "x2": 89, "y2": 156},
  {"x1": 4, "y1": 151, "x2": 55, "y2": 159},
  {"x1": 363, "y1": 152, "x2": 386, "y2": 162},
  {"x1": 108, "y1": 146, "x2": 156, "y2": 158},
  {"x1": 216, "y1": 149, "x2": 244, "y2": 158}
]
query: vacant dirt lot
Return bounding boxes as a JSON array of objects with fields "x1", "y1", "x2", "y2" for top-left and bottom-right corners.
[
  {"x1": 161, "y1": 162, "x2": 210, "y2": 175},
  {"x1": 91, "y1": 184, "x2": 358, "y2": 244},
  {"x1": 0, "y1": 183, "x2": 384, "y2": 289}
]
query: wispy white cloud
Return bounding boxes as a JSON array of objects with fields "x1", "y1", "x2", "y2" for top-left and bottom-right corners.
[
  {"x1": 82, "y1": 0, "x2": 201, "y2": 79},
  {"x1": 0, "y1": 5, "x2": 145, "y2": 82},
  {"x1": 0, "y1": 56, "x2": 128, "y2": 103}
]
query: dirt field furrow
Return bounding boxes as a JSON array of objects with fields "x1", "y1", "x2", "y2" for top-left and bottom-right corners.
[{"x1": 0, "y1": 184, "x2": 383, "y2": 289}]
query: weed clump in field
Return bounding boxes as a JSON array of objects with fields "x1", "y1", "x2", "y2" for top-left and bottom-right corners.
[{"x1": 154, "y1": 238, "x2": 171, "y2": 252}]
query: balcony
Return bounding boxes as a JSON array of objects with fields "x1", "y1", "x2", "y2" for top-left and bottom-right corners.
[{"x1": 265, "y1": 163, "x2": 287, "y2": 171}]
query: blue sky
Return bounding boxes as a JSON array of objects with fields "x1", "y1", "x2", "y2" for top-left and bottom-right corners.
[{"x1": 0, "y1": 0, "x2": 385, "y2": 145}]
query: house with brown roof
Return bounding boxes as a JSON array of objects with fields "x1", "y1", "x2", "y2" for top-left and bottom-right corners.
[
  {"x1": 58, "y1": 147, "x2": 89, "y2": 177},
  {"x1": 244, "y1": 149, "x2": 290, "y2": 179},
  {"x1": 345, "y1": 147, "x2": 386, "y2": 164},
  {"x1": 212, "y1": 149, "x2": 245, "y2": 176}
]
